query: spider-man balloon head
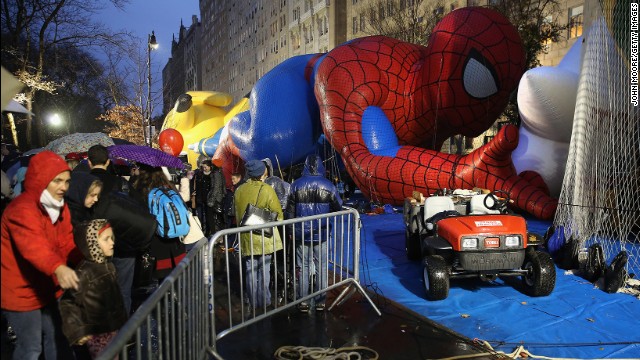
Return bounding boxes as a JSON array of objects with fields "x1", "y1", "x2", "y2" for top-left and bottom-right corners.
[{"x1": 424, "y1": 7, "x2": 525, "y2": 142}]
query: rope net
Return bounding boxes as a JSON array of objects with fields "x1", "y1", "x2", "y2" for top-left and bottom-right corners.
[{"x1": 554, "y1": 1, "x2": 639, "y2": 292}]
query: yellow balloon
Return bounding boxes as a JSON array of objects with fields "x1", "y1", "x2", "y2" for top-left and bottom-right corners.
[{"x1": 161, "y1": 91, "x2": 232, "y2": 167}]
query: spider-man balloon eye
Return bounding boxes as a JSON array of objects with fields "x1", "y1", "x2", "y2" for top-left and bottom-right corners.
[{"x1": 462, "y1": 49, "x2": 500, "y2": 99}]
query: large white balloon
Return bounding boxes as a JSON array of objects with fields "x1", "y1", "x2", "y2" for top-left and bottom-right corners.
[
  {"x1": 514, "y1": 39, "x2": 582, "y2": 197},
  {"x1": 512, "y1": 126, "x2": 570, "y2": 197}
]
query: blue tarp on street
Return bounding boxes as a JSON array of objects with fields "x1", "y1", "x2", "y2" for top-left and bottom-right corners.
[{"x1": 358, "y1": 213, "x2": 640, "y2": 358}]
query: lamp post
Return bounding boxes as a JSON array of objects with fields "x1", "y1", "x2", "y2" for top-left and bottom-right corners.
[{"x1": 146, "y1": 30, "x2": 159, "y2": 146}]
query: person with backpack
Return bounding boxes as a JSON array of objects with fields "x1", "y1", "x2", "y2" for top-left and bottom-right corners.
[{"x1": 131, "y1": 164, "x2": 187, "y2": 281}]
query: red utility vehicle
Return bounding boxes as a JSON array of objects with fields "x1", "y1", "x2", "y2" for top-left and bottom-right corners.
[{"x1": 403, "y1": 190, "x2": 556, "y2": 300}]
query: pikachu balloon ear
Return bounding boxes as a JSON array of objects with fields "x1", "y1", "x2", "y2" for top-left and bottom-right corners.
[{"x1": 201, "y1": 91, "x2": 233, "y2": 108}]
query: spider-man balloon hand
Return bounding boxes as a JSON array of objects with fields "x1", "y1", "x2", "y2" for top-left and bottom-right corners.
[{"x1": 315, "y1": 7, "x2": 557, "y2": 219}]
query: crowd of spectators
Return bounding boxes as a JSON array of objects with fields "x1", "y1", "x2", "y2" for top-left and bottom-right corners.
[{"x1": 1, "y1": 141, "x2": 348, "y2": 358}]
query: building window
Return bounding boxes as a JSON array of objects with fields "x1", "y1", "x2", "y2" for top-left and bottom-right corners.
[
  {"x1": 542, "y1": 15, "x2": 553, "y2": 50},
  {"x1": 360, "y1": 13, "x2": 365, "y2": 32},
  {"x1": 352, "y1": 16, "x2": 357, "y2": 34},
  {"x1": 568, "y1": 5, "x2": 583, "y2": 38}
]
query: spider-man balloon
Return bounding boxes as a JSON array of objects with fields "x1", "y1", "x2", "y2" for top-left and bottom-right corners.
[{"x1": 214, "y1": 7, "x2": 557, "y2": 219}]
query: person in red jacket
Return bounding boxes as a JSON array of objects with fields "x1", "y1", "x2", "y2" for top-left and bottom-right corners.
[{"x1": 1, "y1": 150, "x2": 82, "y2": 359}]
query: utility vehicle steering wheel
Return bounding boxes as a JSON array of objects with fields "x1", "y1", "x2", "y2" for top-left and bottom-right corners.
[{"x1": 483, "y1": 190, "x2": 511, "y2": 213}]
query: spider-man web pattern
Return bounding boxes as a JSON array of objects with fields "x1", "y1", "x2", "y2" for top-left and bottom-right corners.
[{"x1": 315, "y1": 7, "x2": 557, "y2": 219}]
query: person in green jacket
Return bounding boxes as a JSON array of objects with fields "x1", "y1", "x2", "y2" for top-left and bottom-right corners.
[{"x1": 234, "y1": 160, "x2": 283, "y2": 310}]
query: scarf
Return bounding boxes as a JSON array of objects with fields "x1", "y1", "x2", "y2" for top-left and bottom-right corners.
[{"x1": 40, "y1": 189, "x2": 65, "y2": 224}]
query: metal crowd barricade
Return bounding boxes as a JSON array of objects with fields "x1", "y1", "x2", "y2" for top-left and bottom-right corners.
[
  {"x1": 98, "y1": 207, "x2": 379, "y2": 359},
  {"x1": 97, "y1": 236, "x2": 214, "y2": 360}
]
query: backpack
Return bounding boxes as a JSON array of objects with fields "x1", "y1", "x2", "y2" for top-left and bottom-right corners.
[{"x1": 148, "y1": 187, "x2": 191, "y2": 238}]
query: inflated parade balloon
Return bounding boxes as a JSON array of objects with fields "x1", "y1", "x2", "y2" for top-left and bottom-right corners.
[{"x1": 158, "y1": 128, "x2": 184, "y2": 156}]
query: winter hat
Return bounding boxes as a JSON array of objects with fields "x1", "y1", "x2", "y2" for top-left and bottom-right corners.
[
  {"x1": 73, "y1": 219, "x2": 111, "y2": 264},
  {"x1": 245, "y1": 160, "x2": 266, "y2": 178},
  {"x1": 66, "y1": 172, "x2": 101, "y2": 205},
  {"x1": 24, "y1": 150, "x2": 70, "y2": 195}
]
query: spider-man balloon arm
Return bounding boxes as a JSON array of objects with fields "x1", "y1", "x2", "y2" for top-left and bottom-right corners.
[{"x1": 321, "y1": 86, "x2": 556, "y2": 219}]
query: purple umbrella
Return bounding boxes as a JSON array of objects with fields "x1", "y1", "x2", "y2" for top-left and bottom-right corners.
[{"x1": 108, "y1": 145, "x2": 184, "y2": 169}]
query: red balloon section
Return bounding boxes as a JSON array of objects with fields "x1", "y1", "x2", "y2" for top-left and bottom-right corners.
[{"x1": 158, "y1": 129, "x2": 184, "y2": 157}]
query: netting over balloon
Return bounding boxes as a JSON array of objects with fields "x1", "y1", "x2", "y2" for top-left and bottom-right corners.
[{"x1": 554, "y1": 2, "x2": 640, "y2": 294}]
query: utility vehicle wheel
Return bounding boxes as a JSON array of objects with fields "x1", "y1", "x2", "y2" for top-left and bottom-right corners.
[
  {"x1": 522, "y1": 251, "x2": 556, "y2": 296},
  {"x1": 422, "y1": 255, "x2": 449, "y2": 300},
  {"x1": 405, "y1": 230, "x2": 421, "y2": 261}
]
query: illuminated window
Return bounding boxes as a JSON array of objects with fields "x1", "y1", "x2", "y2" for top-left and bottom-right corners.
[
  {"x1": 568, "y1": 5, "x2": 583, "y2": 38},
  {"x1": 542, "y1": 15, "x2": 553, "y2": 51}
]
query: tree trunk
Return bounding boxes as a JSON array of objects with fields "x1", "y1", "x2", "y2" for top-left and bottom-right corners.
[
  {"x1": 7, "y1": 113, "x2": 19, "y2": 148},
  {"x1": 25, "y1": 93, "x2": 34, "y2": 148}
]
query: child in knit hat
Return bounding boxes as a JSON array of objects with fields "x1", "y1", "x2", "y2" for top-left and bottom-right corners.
[{"x1": 59, "y1": 219, "x2": 128, "y2": 358}]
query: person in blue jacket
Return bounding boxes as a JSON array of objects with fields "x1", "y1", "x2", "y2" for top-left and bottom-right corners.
[{"x1": 285, "y1": 154, "x2": 342, "y2": 312}]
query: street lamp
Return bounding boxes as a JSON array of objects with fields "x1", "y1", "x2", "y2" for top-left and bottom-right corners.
[
  {"x1": 146, "y1": 30, "x2": 159, "y2": 146},
  {"x1": 49, "y1": 113, "x2": 63, "y2": 127}
]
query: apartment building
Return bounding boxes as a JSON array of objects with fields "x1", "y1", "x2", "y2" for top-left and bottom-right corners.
[
  {"x1": 196, "y1": 0, "x2": 347, "y2": 103},
  {"x1": 162, "y1": 15, "x2": 202, "y2": 115}
]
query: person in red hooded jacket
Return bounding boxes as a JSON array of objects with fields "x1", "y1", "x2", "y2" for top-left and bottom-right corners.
[{"x1": 1, "y1": 150, "x2": 82, "y2": 359}]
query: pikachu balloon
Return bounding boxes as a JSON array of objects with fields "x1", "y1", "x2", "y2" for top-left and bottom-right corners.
[{"x1": 161, "y1": 91, "x2": 234, "y2": 168}]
